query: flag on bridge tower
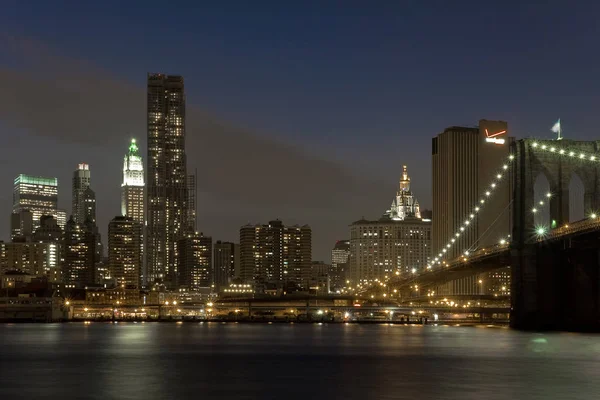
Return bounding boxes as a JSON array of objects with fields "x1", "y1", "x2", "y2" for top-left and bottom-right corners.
[{"x1": 551, "y1": 119, "x2": 562, "y2": 140}]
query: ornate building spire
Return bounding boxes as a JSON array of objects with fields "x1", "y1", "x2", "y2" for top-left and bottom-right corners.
[{"x1": 384, "y1": 165, "x2": 421, "y2": 220}]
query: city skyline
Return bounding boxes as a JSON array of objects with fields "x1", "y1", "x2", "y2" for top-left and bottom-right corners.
[{"x1": 2, "y1": 3, "x2": 600, "y2": 261}]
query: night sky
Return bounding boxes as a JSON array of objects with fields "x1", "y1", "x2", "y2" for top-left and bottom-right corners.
[{"x1": 1, "y1": 1, "x2": 599, "y2": 260}]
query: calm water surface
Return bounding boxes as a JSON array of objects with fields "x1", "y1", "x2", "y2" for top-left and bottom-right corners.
[{"x1": 1, "y1": 323, "x2": 600, "y2": 399}]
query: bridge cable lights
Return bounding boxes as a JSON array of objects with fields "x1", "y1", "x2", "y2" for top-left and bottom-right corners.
[
  {"x1": 430, "y1": 153, "x2": 516, "y2": 271},
  {"x1": 535, "y1": 225, "x2": 548, "y2": 238},
  {"x1": 534, "y1": 142, "x2": 600, "y2": 162}
]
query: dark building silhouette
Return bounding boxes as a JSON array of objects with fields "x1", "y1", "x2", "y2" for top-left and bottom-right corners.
[
  {"x1": 177, "y1": 233, "x2": 212, "y2": 290},
  {"x1": 63, "y1": 217, "x2": 96, "y2": 288},
  {"x1": 213, "y1": 241, "x2": 239, "y2": 292}
]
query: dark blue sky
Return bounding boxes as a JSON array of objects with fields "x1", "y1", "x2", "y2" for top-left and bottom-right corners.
[{"x1": 1, "y1": 1, "x2": 599, "y2": 259}]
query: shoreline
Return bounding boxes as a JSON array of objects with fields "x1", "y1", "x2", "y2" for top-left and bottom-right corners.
[{"x1": 1, "y1": 318, "x2": 509, "y2": 327}]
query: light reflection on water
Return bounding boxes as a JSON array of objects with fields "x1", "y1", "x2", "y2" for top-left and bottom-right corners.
[{"x1": 1, "y1": 323, "x2": 599, "y2": 400}]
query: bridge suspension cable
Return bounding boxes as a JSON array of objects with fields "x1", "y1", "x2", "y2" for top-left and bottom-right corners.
[
  {"x1": 466, "y1": 199, "x2": 513, "y2": 253},
  {"x1": 434, "y1": 140, "x2": 600, "y2": 269},
  {"x1": 429, "y1": 153, "x2": 515, "y2": 269}
]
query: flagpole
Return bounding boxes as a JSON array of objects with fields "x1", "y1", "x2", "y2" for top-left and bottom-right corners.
[{"x1": 558, "y1": 118, "x2": 562, "y2": 140}]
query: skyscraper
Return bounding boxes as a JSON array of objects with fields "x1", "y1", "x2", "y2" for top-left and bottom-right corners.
[
  {"x1": 177, "y1": 233, "x2": 212, "y2": 290},
  {"x1": 239, "y1": 220, "x2": 312, "y2": 291},
  {"x1": 330, "y1": 240, "x2": 350, "y2": 290},
  {"x1": 13, "y1": 174, "x2": 61, "y2": 231},
  {"x1": 82, "y1": 187, "x2": 96, "y2": 223},
  {"x1": 77, "y1": 184, "x2": 102, "y2": 271},
  {"x1": 349, "y1": 165, "x2": 431, "y2": 283},
  {"x1": 108, "y1": 216, "x2": 142, "y2": 288},
  {"x1": 63, "y1": 217, "x2": 96, "y2": 288},
  {"x1": 121, "y1": 139, "x2": 145, "y2": 224},
  {"x1": 147, "y1": 73, "x2": 194, "y2": 287},
  {"x1": 432, "y1": 119, "x2": 513, "y2": 294},
  {"x1": 349, "y1": 218, "x2": 431, "y2": 282},
  {"x1": 72, "y1": 163, "x2": 91, "y2": 223},
  {"x1": 213, "y1": 241, "x2": 240, "y2": 292},
  {"x1": 121, "y1": 138, "x2": 145, "y2": 285}
]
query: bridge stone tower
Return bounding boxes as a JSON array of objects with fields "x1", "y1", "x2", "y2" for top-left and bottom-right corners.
[{"x1": 512, "y1": 138, "x2": 600, "y2": 330}]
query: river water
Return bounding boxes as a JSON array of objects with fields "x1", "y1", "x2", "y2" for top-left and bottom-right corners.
[{"x1": 1, "y1": 323, "x2": 599, "y2": 399}]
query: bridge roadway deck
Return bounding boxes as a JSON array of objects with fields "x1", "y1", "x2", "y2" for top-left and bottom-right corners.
[
  {"x1": 362, "y1": 248, "x2": 511, "y2": 294},
  {"x1": 367, "y1": 217, "x2": 598, "y2": 295}
]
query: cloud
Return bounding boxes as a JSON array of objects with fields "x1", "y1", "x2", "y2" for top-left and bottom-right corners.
[{"x1": 0, "y1": 34, "x2": 389, "y2": 258}]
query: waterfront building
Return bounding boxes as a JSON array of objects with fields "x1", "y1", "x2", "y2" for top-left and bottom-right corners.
[
  {"x1": 239, "y1": 220, "x2": 311, "y2": 291},
  {"x1": 349, "y1": 165, "x2": 432, "y2": 283},
  {"x1": 349, "y1": 217, "x2": 431, "y2": 282},
  {"x1": 177, "y1": 233, "x2": 212, "y2": 290},
  {"x1": 63, "y1": 217, "x2": 96, "y2": 288},
  {"x1": 330, "y1": 240, "x2": 350, "y2": 290},
  {"x1": 213, "y1": 241, "x2": 239, "y2": 293},
  {"x1": 108, "y1": 216, "x2": 142, "y2": 288}
]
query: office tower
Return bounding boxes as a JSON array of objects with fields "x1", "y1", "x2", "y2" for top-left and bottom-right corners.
[
  {"x1": 239, "y1": 220, "x2": 311, "y2": 291},
  {"x1": 63, "y1": 217, "x2": 96, "y2": 288},
  {"x1": 349, "y1": 165, "x2": 431, "y2": 282},
  {"x1": 384, "y1": 165, "x2": 421, "y2": 220},
  {"x1": 10, "y1": 210, "x2": 33, "y2": 241},
  {"x1": 349, "y1": 218, "x2": 431, "y2": 282},
  {"x1": 108, "y1": 216, "x2": 142, "y2": 288},
  {"x1": 78, "y1": 186, "x2": 103, "y2": 271},
  {"x1": 72, "y1": 163, "x2": 91, "y2": 223},
  {"x1": 13, "y1": 174, "x2": 60, "y2": 230},
  {"x1": 82, "y1": 187, "x2": 96, "y2": 223},
  {"x1": 121, "y1": 139, "x2": 145, "y2": 224},
  {"x1": 213, "y1": 241, "x2": 240, "y2": 292},
  {"x1": 147, "y1": 73, "x2": 194, "y2": 287},
  {"x1": 330, "y1": 240, "x2": 350, "y2": 290},
  {"x1": 284, "y1": 224, "x2": 312, "y2": 288},
  {"x1": 177, "y1": 233, "x2": 212, "y2": 290},
  {"x1": 121, "y1": 138, "x2": 145, "y2": 285},
  {"x1": 432, "y1": 119, "x2": 513, "y2": 294}
]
